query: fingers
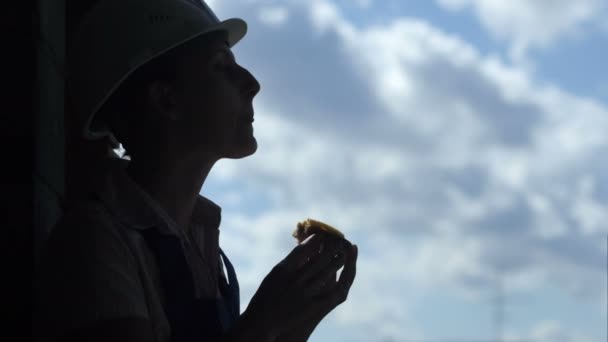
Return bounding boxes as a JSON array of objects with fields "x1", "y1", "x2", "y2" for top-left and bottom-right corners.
[
  {"x1": 280, "y1": 234, "x2": 325, "y2": 270},
  {"x1": 304, "y1": 253, "x2": 345, "y2": 294},
  {"x1": 333, "y1": 244, "x2": 357, "y2": 304},
  {"x1": 341, "y1": 244, "x2": 357, "y2": 286},
  {"x1": 298, "y1": 239, "x2": 348, "y2": 282},
  {"x1": 297, "y1": 246, "x2": 356, "y2": 320}
]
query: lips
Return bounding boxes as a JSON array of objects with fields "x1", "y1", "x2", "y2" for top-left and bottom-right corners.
[
  {"x1": 241, "y1": 108, "x2": 254, "y2": 122},
  {"x1": 242, "y1": 112, "x2": 254, "y2": 122}
]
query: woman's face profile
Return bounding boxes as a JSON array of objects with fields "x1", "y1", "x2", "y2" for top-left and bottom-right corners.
[{"x1": 163, "y1": 32, "x2": 261, "y2": 160}]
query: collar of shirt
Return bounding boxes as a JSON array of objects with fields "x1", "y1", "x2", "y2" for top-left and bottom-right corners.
[{"x1": 95, "y1": 157, "x2": 222, "y2": 236}]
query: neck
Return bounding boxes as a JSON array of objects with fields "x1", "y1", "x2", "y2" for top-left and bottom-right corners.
[{"x1": 126, "y1": 150, "x2": 217, "y2": 230}]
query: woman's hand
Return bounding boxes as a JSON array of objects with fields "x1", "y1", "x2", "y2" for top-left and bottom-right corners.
[
  {"x1": 242, "y1": 234, "x2": 358, "y2": 340},
  {"x1": 275, "y1": 238, "x2": 358, "y2": 342}
]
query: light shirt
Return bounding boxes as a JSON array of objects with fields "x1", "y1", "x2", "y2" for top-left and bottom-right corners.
[{"x1": 34, "y1": 158, "x2": 228, "y2": 342}]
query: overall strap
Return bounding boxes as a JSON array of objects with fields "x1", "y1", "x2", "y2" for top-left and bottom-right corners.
[
  {"x1": 141, "y1": 228, "x2": 224, "y2": 342},
  {"x1": 218, "y1": 248, "x2": 240, "y2": 329}
]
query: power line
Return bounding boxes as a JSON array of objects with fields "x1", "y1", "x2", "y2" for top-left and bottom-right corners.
[{"x1": 493, "y1": 268, "x2": 505, "y2": 341}]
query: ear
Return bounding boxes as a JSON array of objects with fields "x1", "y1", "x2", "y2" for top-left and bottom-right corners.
[{"x1": 147, "y1": 81, "x2": 179, "y2": 120}]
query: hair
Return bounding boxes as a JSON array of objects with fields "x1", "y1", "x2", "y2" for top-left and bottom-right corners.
[
  {"x1": 96, "y1": 30, "x2": 228, "y2": 159},
  {"x1": 98, "y1": 49, "x2": 179, "y2": 159}
]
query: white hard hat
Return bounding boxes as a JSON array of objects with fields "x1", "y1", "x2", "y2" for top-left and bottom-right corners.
[{"x1": 69, "y1": 0, "x2": 247, "y2": 142}]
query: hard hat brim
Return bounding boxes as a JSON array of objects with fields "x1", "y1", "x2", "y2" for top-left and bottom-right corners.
[{"x1": 81, "y1": 17, "x2": 247, "y2": 143}]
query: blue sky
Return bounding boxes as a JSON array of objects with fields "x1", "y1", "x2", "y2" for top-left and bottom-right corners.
[{"x1": 202, "y1": 0, "x2": 607, "y2": 341}]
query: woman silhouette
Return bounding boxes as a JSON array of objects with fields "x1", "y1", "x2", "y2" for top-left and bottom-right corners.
[{"x1": 34, "y1": 1, "x2": 358, "y2": 341}]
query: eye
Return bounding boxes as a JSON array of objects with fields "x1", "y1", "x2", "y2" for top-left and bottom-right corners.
[
  {"x1": 213, "y1": 52, "x2": 236, "y2": 70},
  {"x1": 214, "y1": 60, "x2": 227, "y2": 69},
  {"x1": 216, "y1": 59, "x2": 239, "y2": 74}
]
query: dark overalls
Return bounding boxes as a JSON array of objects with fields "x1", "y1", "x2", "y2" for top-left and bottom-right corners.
[{"x1": 142, "y1": 228, "x2": 240, "y2": 342}]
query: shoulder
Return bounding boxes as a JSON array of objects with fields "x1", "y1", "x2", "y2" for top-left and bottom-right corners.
[
  {"x1": 54, "y1": 199, "x2": 117, "y2": 235},
  {"x1": 37, "y1": 198, "x2": 143, "y2": 291},
  {"x1": 37, "y1": 197, "x2": 140, "y2": 282},
  {"x1": 35, "y1": 199, "x2": 153, "y2": 341},
  {"x1": 44, "y1": 199, "x2": 128, "y2": 255}
]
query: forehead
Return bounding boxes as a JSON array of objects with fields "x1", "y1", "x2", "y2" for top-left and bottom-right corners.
[
  {"x1": 169, "y1": 30, "x2": 233, "y2": 78},
  {"x1": 184, "y1": 31, "x2": 232, "y2": 59}
]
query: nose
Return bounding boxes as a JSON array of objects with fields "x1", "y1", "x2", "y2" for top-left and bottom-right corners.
[{"x1": 238, "y1": 65, "x2": 261, "y2": 99}]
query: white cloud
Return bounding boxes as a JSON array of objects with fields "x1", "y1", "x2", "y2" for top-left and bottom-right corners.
[
  {"x1": 436, "y1": 0, "x2": 608, "y2": 60},
  {"x1": 208, "y1": 0, "x2": 608, "y2": 339},
  {"x1": 504, "y1": 320, "x2": 597, "y2": 342},
  {"x1": 354, "y1": 0, "x2": 373, "y2": 9},
  {"x1": 204, "y1": 0, "x2": 221, "y2": 13},
  {"x1": 571, "y1": 176, "x2": 608, "y2": 236},
  {"x1": 257, "y1": 6, "x2": 290, "y2": 27},
  {"x1": 530, "y1": 322, "x2": 571, "y2": 342},
  {"x1": 309, "y1": 0, "x2": 354, "y2": 37}
]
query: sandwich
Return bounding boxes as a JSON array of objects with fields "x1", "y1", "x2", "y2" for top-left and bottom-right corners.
[{"x1": 293, "y1": 218, "x2": 345, "y2": 244}]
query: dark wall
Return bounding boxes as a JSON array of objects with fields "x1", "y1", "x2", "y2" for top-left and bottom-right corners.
[
  {"x1": 1, "y1": 1, "x2": 37, "y2": 339},
  {"x1": 65, "y1": 0, "x2": 114, "y2": 204},
  {"x1": 0, "y1": 0, "x2": 100, "y2": 338},
  {"x1": 1, "y1": 2, "x2": 133, "y2": 338}
]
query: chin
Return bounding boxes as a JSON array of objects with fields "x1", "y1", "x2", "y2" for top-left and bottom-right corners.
[{"x1": 225, "y1": 139, "x2": 258, "y2": 159}]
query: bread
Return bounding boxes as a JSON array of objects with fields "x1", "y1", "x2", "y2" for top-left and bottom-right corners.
[{"x1": 293, "y1": 218, "x2": 345, "y2": 244}]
